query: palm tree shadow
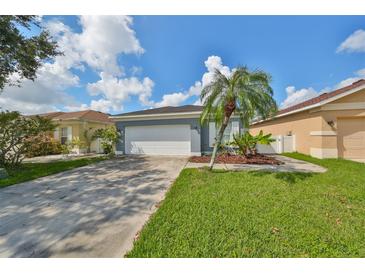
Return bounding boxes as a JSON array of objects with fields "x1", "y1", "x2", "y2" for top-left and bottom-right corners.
[{"x1": 248, "y1": 170, "x2": 314, "y2": 184}]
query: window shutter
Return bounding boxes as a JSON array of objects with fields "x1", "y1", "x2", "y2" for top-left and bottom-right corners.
[
  {"x1": 230, "y1": 121, "x2": 239, "y2": 141},
  {"x1": 209, "y1": 122, "x2": 216, "y2": 147},
  {"x1": 54, "y1": 127, "x2": 59, "y2": 140},
  {"x1": 67, "y1": 126, "x2": 73, "y2": 142}
]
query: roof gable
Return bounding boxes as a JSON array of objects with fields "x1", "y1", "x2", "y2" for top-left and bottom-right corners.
[
  {"x1": 32, "y1": 110, "x2": 112, "y2": 124},
  {"x1": 277, "y1": 79, "x2": 365, "y2": 116}
]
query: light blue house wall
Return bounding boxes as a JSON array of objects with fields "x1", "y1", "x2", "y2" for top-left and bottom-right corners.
[{"x1": 115, "y1": 117, "x2": 243, "y2": 155}]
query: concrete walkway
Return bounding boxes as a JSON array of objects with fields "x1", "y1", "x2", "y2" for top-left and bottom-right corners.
[
  {"x1": 185, "y1": 154, "x2": 327, "y2": 173},
  {"x1": 0, "y1": 156, "x2": 187, "y2": 258}
]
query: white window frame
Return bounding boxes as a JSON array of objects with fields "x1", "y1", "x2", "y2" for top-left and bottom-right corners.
[
  {"x1": 209, "y1": 121, "x2": 240, "y2": 147},
  {"x1": 61, "y1": 127, "x2": 68, "y2": 145}
]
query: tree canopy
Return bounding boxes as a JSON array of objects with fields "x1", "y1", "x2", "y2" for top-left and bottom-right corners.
[
  {"x1": 200, "y1": 67, "x2": 277, "y2": 169},
  {"x1": 0, "y1": 15, "x2": 60, "y2": 90}
]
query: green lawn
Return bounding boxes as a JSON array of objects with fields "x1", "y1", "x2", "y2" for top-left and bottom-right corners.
[
  {"x1": 127, "y1": 153, "x2": 365, "y2": 258},
  {"x1": 0, "y1": 156, "x2": 108, "y2": 188}
]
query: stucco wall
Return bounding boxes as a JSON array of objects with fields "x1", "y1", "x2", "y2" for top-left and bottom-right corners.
[
  {"x1": 250, "y1": 88, "x2": 365, "y2": 158},
  {"x1": 250, "y1": 109, "x2": 323, "y2": 155},
  {"x1": 54, "y1": 120, "x2": 111, "y2": 153},
  {"x1": 115, "y1": 117, "x2": 243, "y2": 154}
]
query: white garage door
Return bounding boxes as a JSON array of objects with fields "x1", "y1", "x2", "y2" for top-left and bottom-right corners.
[{"x1": 125, "y1": 125, "x2": 191, "y2": 155}]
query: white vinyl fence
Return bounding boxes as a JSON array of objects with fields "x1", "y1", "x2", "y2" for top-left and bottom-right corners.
[{"x1": 256, "y1": 135, "x2": 296, "y2": 154}]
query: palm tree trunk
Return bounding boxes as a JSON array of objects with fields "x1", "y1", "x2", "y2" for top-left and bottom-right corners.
[{"x1": 209, "y1": 115, "x2": 230, "y2": 170}]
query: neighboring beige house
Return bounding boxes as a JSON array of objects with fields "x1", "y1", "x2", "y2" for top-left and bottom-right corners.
[
  {"x1": 251, "y1": 79, "x2": 365, "y2": 162},
  {"x1": 36, "y1": 110, "x2": 113, "y2": 154}
]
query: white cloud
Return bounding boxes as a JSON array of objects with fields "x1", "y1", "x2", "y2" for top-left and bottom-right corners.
[
  {"x1": 193, "y1": 98, "x2": 202, "y2": 106},
  {"x1": 154, "y1": 92, "x2": 190, "y2": 108},
  {"x1": 0, "y1": 96, "x2": 59, "y2": 114},
  {"x1": 0, "y1": 69, "x2": 78, "y2": 114},
  {"x1": 64, "y1": 99, "x2": 117, "y2": 113},
  {"x1": 151, "y1": 55, "x2": 232, "y2": 108},
  {"x1": 280, "y1": 86, "x2": 318, "y2": 109},
  {"x1": 281, "y1": 68, "x2": 365, "y2": 109},
  {"x1": 335, "y1": 68, "x2": 365, "y2": 89},
  {"x1": 46, "y1": 16, "x2": 143, "y2": 76},
  {"x1": 86, "y1": 72, "x2": 154, "y2": 111},
  {"x1": 337, "y1": 29, "x2": 365, "y2": 53},
  {"x1": 0, "y1": 16, "x2": 147, "y2": 114},
  {"x1": 187, "y1": 81, "x2": 203, "y2": 96},
  {"x1": 202, "y1": 55, "x2": 232, "y2": 87}
]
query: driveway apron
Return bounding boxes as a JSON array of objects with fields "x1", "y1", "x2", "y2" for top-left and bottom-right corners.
[{"x1": 0, "y1": 156, "x2": 187, "y2": 257}]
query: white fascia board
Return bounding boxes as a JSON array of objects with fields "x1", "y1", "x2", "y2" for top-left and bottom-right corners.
[
  {"x1": 111, "y1": 112, "x2": 241, "y2": 121},
  {"x1": 110, "y1": 111, "x2": 202, "y2": 121},
  {"x1": 251, "y1": 84, "x2": 365, "y2": 125}
]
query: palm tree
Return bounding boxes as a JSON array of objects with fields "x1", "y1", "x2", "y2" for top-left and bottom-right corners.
[{"x1": 200, "y1": 67, "x2": 277, "y2": 170}]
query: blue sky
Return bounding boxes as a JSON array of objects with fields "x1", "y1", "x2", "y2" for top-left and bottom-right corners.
[{"x1": 1, "y1": 16, "x2": 365, "y2": 114}]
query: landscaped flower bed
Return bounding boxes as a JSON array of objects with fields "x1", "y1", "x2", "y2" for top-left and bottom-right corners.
[{"x1": 189, "y1": 153, "x2": 283, "y2": 165}]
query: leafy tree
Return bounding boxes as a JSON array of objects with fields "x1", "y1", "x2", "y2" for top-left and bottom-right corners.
[
  {"x1": 0, "y1": 15, "x2": 60, "y2": 90},
  {"x1": 200, "y1": 67, "x2": 277, "y2": 169},
  {"x1": 0, "y1": 111, "x2": 57, "y2": 167},
  {"x1": 92, "y1": 126, "x2": 120, "y2": 155}
]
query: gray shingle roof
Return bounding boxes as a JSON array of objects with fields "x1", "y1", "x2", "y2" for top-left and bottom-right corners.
[{"x1": 112, "y1": 105, "x2": 203, "y2": 116}]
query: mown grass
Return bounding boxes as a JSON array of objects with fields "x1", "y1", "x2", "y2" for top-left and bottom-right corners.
[
  {"x1": 127, "y1": 153, "x2": 365, "y2": 258},
  {"x1": 0, "y1": 156, "x2": 108, "y2": 188}
]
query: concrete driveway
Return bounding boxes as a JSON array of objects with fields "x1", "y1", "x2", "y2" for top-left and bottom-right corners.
[{"x1": 0, "y1": 156, "x2": 187, "y2": 258}]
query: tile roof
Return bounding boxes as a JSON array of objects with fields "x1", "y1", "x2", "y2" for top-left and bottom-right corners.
[
  {"x1": 277, "y1": 79, "x2": 365, "y2": 116},
  {"x1": 112, "y1": 105, "x2": 203, "y2": 116},
  {"x1": 33, "y1": 110, "x2": 112, "y2": 123}
]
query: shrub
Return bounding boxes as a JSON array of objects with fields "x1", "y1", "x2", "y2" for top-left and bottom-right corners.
[
  {"x1": 231, "y1": 130, "x2": 275, "y2": 157},
  {"x1": 0, "y1": 111, "x2": 56, "y2": 167},
  {"x1": 25, "y1": 133, "x2": 63, "y2": 157},
  {"x1": 92, "y1": 126, "x2": 120, "y2": 155},
  {"x1": 70, "y1": 137, "x2": 86, "y2": 152}
]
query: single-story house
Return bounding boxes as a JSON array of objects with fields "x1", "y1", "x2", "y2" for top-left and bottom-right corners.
[
  {"x1": 111, "y1": 105, "x2": 243, "y2": 156},
  {"x1": 250, "y1": 79, "x2": 365, "y2": 161},
  {"x1": 35, "y1": 110, "x2": 113, "y2": 153}
]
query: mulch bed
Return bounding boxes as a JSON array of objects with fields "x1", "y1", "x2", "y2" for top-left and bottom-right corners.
[{"x1": 189, "y1": 153, "x2": 283, "y2": 165}]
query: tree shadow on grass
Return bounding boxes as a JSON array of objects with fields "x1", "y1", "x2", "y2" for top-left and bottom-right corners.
[
  {"x1": 198, "y1": 167, "x2": 229, "y2": 173},
  {"x1": 248, "y1": 170, "x2": 314, "y2": 184}
]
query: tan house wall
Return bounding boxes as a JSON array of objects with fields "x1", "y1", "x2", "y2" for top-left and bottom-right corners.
[
  {"x1": 250, "y1": 109, "x2": 323, "y2": 155},
  {"x1": 250, "y1": 88, "x2": 365, "y2": 159},
  {"x1": 53, "y1": 120, "x2": 112, "y2": 153}
]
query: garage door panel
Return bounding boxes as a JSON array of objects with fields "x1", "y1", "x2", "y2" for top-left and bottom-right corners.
[
  {"x1": 128, "y1": 141, "x2": 190, "y2": 155},
  {"x1": 338, "y1": 118, "x2": 365, "y2": 160},
  {"x1": 125, "y1": 125, "x2": 191, "y2": 155}
]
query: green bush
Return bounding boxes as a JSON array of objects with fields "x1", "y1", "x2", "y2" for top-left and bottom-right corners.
[
  {"x1": 92, "y1": 126, "x2": 120, "y2": 155},
  {"x1": 231, "y1": 130, "x2": 275, "y2": 157}
]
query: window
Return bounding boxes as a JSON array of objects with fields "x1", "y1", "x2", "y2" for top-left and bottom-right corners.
[
  {"x1": 61, "y1": 127, "x2": 68, "y2": 145},
  {"x1": 209, "y1": 121, "x2": 239, "y2": 147}
]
